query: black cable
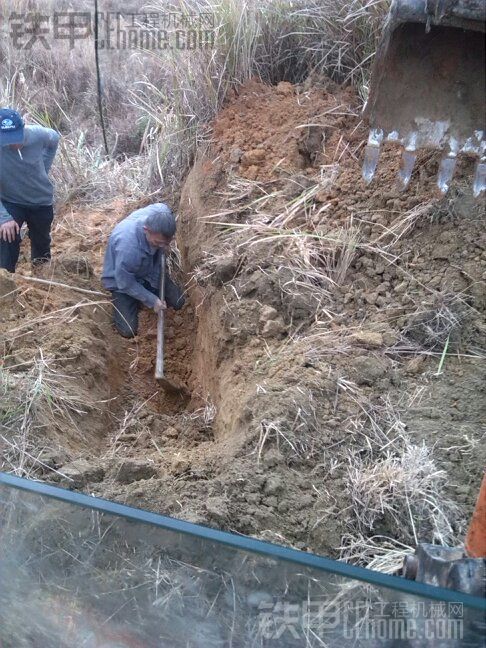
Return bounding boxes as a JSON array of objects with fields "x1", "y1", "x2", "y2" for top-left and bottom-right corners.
[{"x1": 94, "y1": 0, "x2": 109, "y2": 157}]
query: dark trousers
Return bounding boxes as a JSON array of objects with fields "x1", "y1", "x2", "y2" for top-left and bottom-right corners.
[
  {"x1": 111, "y1": 277, "x2": 185, "y2": 338},
  {"x1": 0, "y1": 201, "x2": 54, "y2": 273}
]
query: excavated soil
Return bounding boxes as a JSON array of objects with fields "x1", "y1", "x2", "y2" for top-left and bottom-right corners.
[{"x1": 1, "y1": 79, "x2": 484, "y2": 562}]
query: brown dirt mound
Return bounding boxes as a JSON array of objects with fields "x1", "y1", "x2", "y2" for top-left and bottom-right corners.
[{"x1": 213, "y1": 79, "x2": 362, "y2": 181}]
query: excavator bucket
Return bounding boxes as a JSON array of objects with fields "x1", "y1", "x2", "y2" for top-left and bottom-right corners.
[{"x1": 363, "y1": 0, "x2": 485, "y2": 194}]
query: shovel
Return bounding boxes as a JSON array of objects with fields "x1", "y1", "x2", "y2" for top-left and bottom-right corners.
[{"x1": 154, "y1": 251, "x2": 189, "y2": 397}]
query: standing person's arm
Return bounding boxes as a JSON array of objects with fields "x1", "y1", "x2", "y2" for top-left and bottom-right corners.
[
  {"x1": 0, "y1": 200, "x2": 12, "y2": 224},
  {"x1": 41, "y1": 128, "x2": 60, "y2": 173},
  {"x1": 0, "y1": 200, "x2": 18, "y2": 241},
  {"x1": 0, "y1": 146, "x2": 16, "y2": 231}
]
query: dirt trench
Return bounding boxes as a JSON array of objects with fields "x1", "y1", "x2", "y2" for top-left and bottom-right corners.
[{"x1": 0, "y1": 189, "x2": 298, "y2": 537}]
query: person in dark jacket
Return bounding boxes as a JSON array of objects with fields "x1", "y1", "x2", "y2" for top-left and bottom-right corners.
[
  {"x1": 0, "y1": 108, "x2": 60, "y2": 272},
  {"x1": 102, "y1": 203, "x2": 185, "y2": 338}
]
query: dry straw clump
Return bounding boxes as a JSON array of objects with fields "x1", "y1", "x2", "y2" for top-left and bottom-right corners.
[
  {"x1": 347, "y1": 441, "x2": 458, "y2": 545},
  {"x1": 0, "y1": 351, "x2": 95, "y2": 478}
]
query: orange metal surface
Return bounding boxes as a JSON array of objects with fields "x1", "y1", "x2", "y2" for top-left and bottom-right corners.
[{"x1": 465, "y1": 473, "x2": 486, "y2": 558}]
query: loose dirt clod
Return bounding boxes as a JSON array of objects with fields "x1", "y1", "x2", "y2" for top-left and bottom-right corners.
[{"x1": 0, "y1": 269, "x2": 17, "y2": 306}]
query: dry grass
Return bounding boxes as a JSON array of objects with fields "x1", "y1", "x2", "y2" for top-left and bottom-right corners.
[
  {"x1": 366, "y1": 202, "x2": 436, "y2": 248},
  {"x1": 334, "y1": 385, "x2": 463, "y2": 572},
  {"x1": 2, "y1": 298, "x2": 109, "y2": 345},
  {"x1": 347, "y1": 441, "x2": 458, "y2": 546},
  {"x1": 339, "y1": 533, "x2": 414, "y2": 574},
  {"x1": 262, "y1": 373, "x2": 466, "y2": 571},
  {"x1": 53, "y1": 135, "x2": 159, "y2": 205},
  {"x1": 203, "y1": 173, "x2": 363, "y2": 321},
  {"x1": 254, "y1": 386, "x2": 324, "y2": 463},
  {"x1": 401, "y1": 292, "x2": 473, "y2": 352},
  {"x1": 0, "y1": 351, "x2": 94, "y2": 478},
  {"x1": 105, "y1": 396, "x2": 156, "y2": 459},
  {"x1": 183, "y1": 396, "x2": 217, "y2": 430}
]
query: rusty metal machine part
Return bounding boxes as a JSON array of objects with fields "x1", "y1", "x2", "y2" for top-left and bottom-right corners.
[
  {"x1": 363, "y1": 0, "x2": 485, "y2": 194},
  {"x1": 465, "y1": 474, "x2": 486, "y2": 559},
  {"x1": 403, "y1": 544, "x2": 485, "y2": 598},
  {"x1": 402, "y1": 543, "x2": 485, "y2": 647},
  {"x1": 402, "y1": 476, "x2": 486, "y2": 613}
]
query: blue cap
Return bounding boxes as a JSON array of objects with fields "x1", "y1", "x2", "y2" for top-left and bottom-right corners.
[{"x1": 0, "y1": 108, "x2": 25, "y2": 146}]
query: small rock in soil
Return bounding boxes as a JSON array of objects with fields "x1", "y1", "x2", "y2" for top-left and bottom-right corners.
[
  {"x1": 171, "y1": 456, "x2": 191, "y2": 475},
  {"x1": 352, "y1": 330, "x2": 383, "y2": 348},
  {"x1": 365, "y1": 292, "x2": 378, "y2": 305},
  {"x1": 264, "y1": 475, "x2": 284, "y2": 496},
  {"x1": 352, "y1": 356, "x2": 388, "y2": 385},
  {"x1": 229, "y1": 147, "x2": 243, "y2": 163},
  {"x1": 432, "y1": 244, "x2": 456, "y2": 260},
  {"x1": 111, "y1": 458, "x2": 157, "y2": 484},
  {"x1": 245, "y1": 164, "x2": 259, "y2": 180},
  {"x1": 174, "y1": 338, "x2": 185, "y2": 351},
  {"x1": 205, "y1": 496, "x2": 228, "y2": 523},
  {"x1": 58, "y1": 255, "x2": 94, "y2": 278},
  {"x1": 260, "y1": 304, "x2": 279, "y2": 322},
  {"x1": 405, "y1": 356, "x2": 426, "y2": 375},
  {"x1": 276, "y1": 81, "x2": 294, "y2": 96},
  {"x1": 0, "y1": 269, "x2": 17, "y2": 305},
  {"x1": 60, "y1": 458, "x2": 105, "y2": 487},
  {"x1": 241, "y1": 149, "x2": 266, "y2": 167},
  {"x1": 39, "y1": 448, "x2": 67, "y2": 470},
  {"x1": 394, "y1": 281, "x2": 408, "y2": 294},
  {"x1": 283, "y1": 174, "x2": 315, "y2": 199},
  {"x1": 382, "y1": 327, "x2": 399, "y2": 346},
  {"x1": 262, "y1": 448, "x2": 284, "y2": 467},
  {"x1": 261, "y1": 317, "x2": 286, "y2": 338},
  {"x1": 213, "y1": 255, "x2": 237, "y2": 283}
]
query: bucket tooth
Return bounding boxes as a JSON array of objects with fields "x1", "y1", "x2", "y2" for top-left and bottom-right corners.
[
  {"x1": 472, "y1": 159, "x2": 486, "y2": 197},
  {"x1": 362, "y1": 129, "x2": 383, "y2": 184},
  {"x1": 397, "y1": 148, "x2": 416, "y2": 189},
  {"x1": 462, "y1": 132, "x2": 484, "y2": 156},
  {"x1": 437, "y1": 155, "x2": 457, "y2": 194},
  {"x1": 362, "y1": 144, "x2": 381, "y2": 184}
]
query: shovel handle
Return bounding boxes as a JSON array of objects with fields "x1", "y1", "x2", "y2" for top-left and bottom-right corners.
[{"x1": 155, "y1": 252, "x2": 166, "y2": 379}]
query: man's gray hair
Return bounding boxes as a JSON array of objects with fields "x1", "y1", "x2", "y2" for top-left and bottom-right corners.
[{"x1": 144, "y1": 203, "x2": 176, "y2": 237}]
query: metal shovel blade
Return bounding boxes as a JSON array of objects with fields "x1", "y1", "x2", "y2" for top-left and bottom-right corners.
[
  {"x1": 154, "y1": 252, "x2": 189, "y2": 398},
  {"x1": 155, "y1": 306, "x2": 186, "y2": 394},
  {"x1": 156, "y1": 374, "x2": 189, "y2": 397}
]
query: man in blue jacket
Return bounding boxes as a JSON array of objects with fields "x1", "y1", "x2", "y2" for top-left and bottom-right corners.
[
  {"x1": 102, "y1": 203, "x2": 185, "y2": 338},
  {"x1": 0, "y1": 108, "x2": 60, "y2": 272}
]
